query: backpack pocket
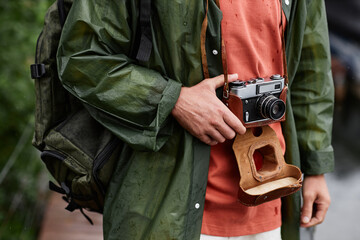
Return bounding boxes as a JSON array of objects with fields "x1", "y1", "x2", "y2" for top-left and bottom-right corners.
[{"x1": 41, "y1": 108, "x2": 122, "y2": 213}]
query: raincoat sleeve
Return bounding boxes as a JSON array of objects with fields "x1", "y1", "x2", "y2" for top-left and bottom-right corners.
[
  {"x1": 290, "y1": 0, "x2": 335, "y2": 175},
  {"x1": 57, "y1": 0, "x2": 182, "y2": 151}
]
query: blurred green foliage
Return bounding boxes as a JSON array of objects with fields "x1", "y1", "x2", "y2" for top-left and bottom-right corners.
[{"x1": 0, "y1": 0, "x2": 53, "y2": 239}]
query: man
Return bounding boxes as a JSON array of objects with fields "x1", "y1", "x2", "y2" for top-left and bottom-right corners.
[{"x1": 57, "y1": 0, "x2": 334, "y2": 239}]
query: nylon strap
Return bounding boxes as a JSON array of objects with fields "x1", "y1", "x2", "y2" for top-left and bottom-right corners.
[
  {"x1": 136, "y1": 0, "x2": 153, "y2": 62},
  {"x1": 57, "y1": 0, "x2": 66, "y2": 27},
  {"x1": 64, "y1": 197, "x2": 94, "y2": 225},
  {"x1": 49, "y1": 181, "x2": 94, "y2": 225},
  {"x1": 49, "y1": 181, "x2": 66, "y2": 194}
]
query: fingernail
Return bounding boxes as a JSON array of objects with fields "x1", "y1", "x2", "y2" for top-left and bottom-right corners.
[{"x1": 302, "y1": 216, "x2": 310, "y2": 223}]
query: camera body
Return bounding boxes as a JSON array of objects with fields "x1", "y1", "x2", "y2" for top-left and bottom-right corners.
[{"x1": 228, "y1": 74, "x2": 286, "y2": 127}]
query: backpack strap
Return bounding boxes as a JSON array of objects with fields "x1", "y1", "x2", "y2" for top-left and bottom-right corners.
[
  {"x1": 57, "y1": 0, "x2": 67, "y2": 27},
  {"x1": 49, "y1": 181, "x2": 94, "y2": 225},
  {"x1": 30, "y1": 0, "x2": 67, "y2": 79},
  {"x1": 135, "y1": 0, "x2": 153, "y2": 62}
]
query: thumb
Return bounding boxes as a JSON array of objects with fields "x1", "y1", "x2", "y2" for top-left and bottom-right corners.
[
  {"x1": 301, "y1": 194, "x2": 315, "y2": 225},
  {"x1": 209, "y1": 73, "x2": 239, "y2": 89}
]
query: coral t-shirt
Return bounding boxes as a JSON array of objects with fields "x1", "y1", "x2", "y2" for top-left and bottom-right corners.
[{"x1": 201, "y1": 0, "x2": 287, "y2": 237}]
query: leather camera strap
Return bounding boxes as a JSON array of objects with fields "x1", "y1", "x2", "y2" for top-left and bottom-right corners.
[
  {"x1": 201, "y1": 0, "x2": 229, "y2": 90},
  {"x1": 201, "y1": 0, "x2": 210, "y2": 79},
  {"x1": 221, "y1": 38, "x2": 229, "y2": 99},
  {"x1": 280, "y1": 0, "x2": 288, "y2": 85}
]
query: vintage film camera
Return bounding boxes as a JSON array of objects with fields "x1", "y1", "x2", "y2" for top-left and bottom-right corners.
[
  {"x1": 226, "y1": 74, "x2": 302, "y2": 206},
  {"x1": 226, "y1": 74, "x2": 287, "y2": 128}
]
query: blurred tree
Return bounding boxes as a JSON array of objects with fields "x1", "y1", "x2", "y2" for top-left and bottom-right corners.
[{"x1": 0, "y1": 0, "x2": 54, "y2": 239}]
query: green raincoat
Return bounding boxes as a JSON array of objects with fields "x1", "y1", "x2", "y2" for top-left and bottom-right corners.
[{"x1": 57, "y1": 0, "x2": 334, "y2": 239}]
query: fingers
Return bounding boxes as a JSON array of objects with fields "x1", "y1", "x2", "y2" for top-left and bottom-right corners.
[
  {"x1": 196, "y1": 120, "x2": 233, "y2": 145},
  {"x1": 227, "y1": 73, "x2": 239, "y2": 83},
  {"x1": 199, "y1": 134, "x2": 219, "y2": 146},
  {"x1": 301, "y1": 202, "x2": 329, "y2": 227},
  {"x1": 306, "y1": 204, "x2": 328, "y2": 227},
  {"x1": 208, "y1": 73, "x2": 239, "y2": 89},
  {"x1": 202, "y1": 115, "x2": 245, "y2": 145},
  {"x1": 223, "y1": 108, "x2": 246, "y2": 135},
  {"x1": 301, "y1": 175, "x2": 331, "y2": 228},
  {"x1": 205, "y1": 105, "x2": 245, "y2": 142},
  {"x1": 215, "y1": 121, "x2": 237, "y2": 140},
  {"x1": 301, "y1": 192, "x2": 315, "y2": 227},
  {"x1": 314, "y1": 202, "x2": 329, "y2": 225},
  {"x1": 202, "y1": 127, "x2": 226, "y2": 144},
  {"x1": 203, "y1": 73, "x2": 246, "y2": 136},
  {"x1": 172, "y1": 74, "x2": 246, "y2": 146}
]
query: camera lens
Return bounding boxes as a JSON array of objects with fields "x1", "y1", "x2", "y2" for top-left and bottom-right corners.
[{"x1": 256, "y1": 94, "x2": 285, "y2": 120}]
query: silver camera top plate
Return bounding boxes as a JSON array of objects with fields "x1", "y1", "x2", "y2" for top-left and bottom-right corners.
[{"x1": 230, "y1": 75, "x2": 284, "y2": 99}]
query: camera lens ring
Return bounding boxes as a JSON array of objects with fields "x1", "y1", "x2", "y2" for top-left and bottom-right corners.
[
  {"x1": 256, "y1": 94, "x2": 286, "y2": 120},
  {"x1": 268, "y1": 98, "x2": 285, "y2": 120}
]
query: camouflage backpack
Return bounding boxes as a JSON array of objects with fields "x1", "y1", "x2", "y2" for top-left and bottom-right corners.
[
  {"x1": 31, "y1": 0, "x2": 152, "y2": 221},
  {"x1": 30, "y1": 0, "x2": 122, "y2": 222}
]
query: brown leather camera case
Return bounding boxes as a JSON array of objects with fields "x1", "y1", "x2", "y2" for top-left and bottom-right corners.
[{"x1": 232, "y1": 125, "x2": 302, "y2": 206}]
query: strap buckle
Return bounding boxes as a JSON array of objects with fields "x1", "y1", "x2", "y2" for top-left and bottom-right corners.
[
  {"x1": 30, "y1": 64, "x2": 46, "y2": 79},
  {"x1": 223, "y1": 88, "x2": 229, "y2": 99}
]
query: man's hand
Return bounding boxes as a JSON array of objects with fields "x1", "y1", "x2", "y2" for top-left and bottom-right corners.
[
  {"x1": 171, "y1": 74, "x2": 246, "y2": 145},
  {"x1": 301, "y1": 174, "x2": 331, "y2": 227}
]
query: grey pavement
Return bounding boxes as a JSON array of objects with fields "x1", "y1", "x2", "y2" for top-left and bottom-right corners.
[
  {"x1": 314, "y1": 99, "x2": 360, "y2": 240},
  {"x1": 315, "y1": 171, "x2": 360, "y2": 240}
]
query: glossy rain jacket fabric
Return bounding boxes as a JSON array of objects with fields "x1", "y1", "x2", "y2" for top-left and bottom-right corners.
[{"x1": 57, "y1": 0, "x2": 334, "y2": 239}]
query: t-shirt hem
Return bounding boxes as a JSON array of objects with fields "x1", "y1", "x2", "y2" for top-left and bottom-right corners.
[{"x1": 201, "y1": 221, "x2": 282, "y2": 237}]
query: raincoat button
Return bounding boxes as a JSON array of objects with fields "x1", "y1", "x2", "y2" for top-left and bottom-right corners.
[
  {"x1": 212, "y1": 50, "x2": 218, "y2": 55},
  {"x1": 195, "y1": 203, "x2": 200, "y2": 209},
  {"x1": 285, "y1": 0, "x2": 289, "y2": 5},
  {"x1": 183, "y1": 22, "x2": 187, "y2": 26}
]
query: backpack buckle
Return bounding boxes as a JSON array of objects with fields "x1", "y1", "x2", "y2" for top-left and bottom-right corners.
[{"x1": 30, "y1": 63, "x2": 46, "y2": 79}]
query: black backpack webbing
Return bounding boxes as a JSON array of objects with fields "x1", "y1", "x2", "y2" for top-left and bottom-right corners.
[
  {"x1": 136, "y1": 0, "x2": 152, "y2": 62},
  {"x1": 57, "y1": 0, "x2": 66, "y2": 27},
  {"x1": 49, "y1": 181, "x2": 94, "y2": 225}
]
